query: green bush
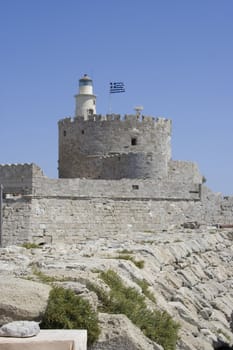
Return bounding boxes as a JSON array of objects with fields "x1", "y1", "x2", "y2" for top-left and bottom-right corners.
[
  {"x1": 92, "y1": 270, "x2": 179, "y2": 350},
  {"x1": 40, "y1": 286, "x2": 100, "y2": 345}
]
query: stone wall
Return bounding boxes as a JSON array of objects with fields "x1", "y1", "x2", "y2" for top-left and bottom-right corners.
[
  {"x1": 58, "y1": 115, "x2": 171, "y2": 179},
  {"x1": 0, "y1": 163, "x2": 45, "y2": 194},
  {"x1": 2, "y1": 189, "x2": 231, "y2": 246},
  {"x1": 22, "y1": 197, "x2": 201, "y2": 244},
  {"x1": 1, "y1": 163, "x2": 233, "y2": 247},
  {"x1": 32, "y1": 177, "x2": 201, "y2": 200},
  {"x1": 2, "y1": 197, "x2": 32, "y2": 246},
  {"x1": 168, "y1": 160, "x2": 203, "y2": 183},
  {"x1": 0, "y1": 164, "x2": 33, "y2": 194}
]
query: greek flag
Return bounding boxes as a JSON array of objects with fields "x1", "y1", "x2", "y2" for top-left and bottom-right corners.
[{"x1": 110, "y1": 82, "x2": 125, "y2": 93}]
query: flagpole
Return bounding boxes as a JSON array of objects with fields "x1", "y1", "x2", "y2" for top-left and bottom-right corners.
[
  {"x1": 108, "y1": 81, "x2": 125, "y2": 114},
  {"x1": 108, "y1": 89, "x2": 112, "y2": 114}
]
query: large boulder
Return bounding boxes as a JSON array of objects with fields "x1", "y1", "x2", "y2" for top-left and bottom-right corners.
[
  {"x1": 89, "y1": 313, "x2": 163, "y2": 350},
  {"x1": 0, "y1": 277, "x2": 51, "y2": 325}
]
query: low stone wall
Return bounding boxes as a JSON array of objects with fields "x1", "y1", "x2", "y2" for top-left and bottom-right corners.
[{"x1": 32, "y1": 177, "x2": 201, "y2": 200}]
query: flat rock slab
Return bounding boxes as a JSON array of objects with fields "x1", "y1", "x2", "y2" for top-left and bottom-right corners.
[
  {"x1": 0, "y1": 329, "x2": 87, "y2": 350},
  {"x1": 0, "y1": 277, "x2": 51, "y2": 324}
]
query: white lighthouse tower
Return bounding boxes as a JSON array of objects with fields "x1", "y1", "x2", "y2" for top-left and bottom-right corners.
[{"x1": 75, "y1": 74, "x2": 96, "y2": 119}]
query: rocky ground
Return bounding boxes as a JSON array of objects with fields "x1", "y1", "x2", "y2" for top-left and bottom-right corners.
[{"x1": 0, "y1": 227, "x2": 233, "y2": 350}]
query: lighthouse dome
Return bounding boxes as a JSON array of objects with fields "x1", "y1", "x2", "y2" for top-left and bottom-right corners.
[{"x1": 79, "y1": 74, "x2": 93, "y2": 87}]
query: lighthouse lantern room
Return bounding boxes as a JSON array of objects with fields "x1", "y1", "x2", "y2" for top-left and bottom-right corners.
[{"x1": 75, "y1": 74, "x2": 96, "y2": 119}]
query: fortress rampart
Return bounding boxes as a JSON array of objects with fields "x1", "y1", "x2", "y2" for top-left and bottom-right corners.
[
  {"x1": 0, "y1": 162, "x2": 233, "y2": 247},
  {"x1": 1, "y1": 74, "x2": 232, "y2": 247},
  {"x1": 58, "y1": 114, "x2": 171, "y2": 179}
]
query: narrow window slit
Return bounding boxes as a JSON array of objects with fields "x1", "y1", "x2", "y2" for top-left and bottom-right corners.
[{"x1": 131, "y1": 138, "x2": 137, "y2": 146}]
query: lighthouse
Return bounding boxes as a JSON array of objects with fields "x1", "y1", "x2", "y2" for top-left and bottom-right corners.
[{"x1": 74, "y1": 74, "x2": 96, "y2": 119}]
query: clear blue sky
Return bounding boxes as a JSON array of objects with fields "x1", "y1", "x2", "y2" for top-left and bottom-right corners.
[{"x1": 1, "y1": 0, "x2": 233, "y2": 194}]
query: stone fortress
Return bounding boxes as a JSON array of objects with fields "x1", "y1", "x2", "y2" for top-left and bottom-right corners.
[{"x1": 1, "y1": 74, "x2": 233, "y2": 247}]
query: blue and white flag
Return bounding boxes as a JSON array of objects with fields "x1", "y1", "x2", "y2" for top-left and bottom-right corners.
[{"x1": 110, "y1": 82, "x2": 125, "y2": 93}]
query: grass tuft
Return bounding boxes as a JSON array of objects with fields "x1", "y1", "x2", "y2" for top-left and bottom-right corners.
[
  {"x1": 32, "y1": 268, "x2": 58, "y2": 283},
  {"x1": 118, "y1": 249, "x2": 134, "y2": 254},
  {"x1": 134, "y1": 278, "x2": 156, "y2": 303},
  {"x1": 31, "y1": 267, "x2": 73, "y2": 284},
  {"x1": 117, "y1": 254, "x2": 145, "y2": 269},
  {"x1": 22, "y1": 242, "x2": 41, "y2": 249}
]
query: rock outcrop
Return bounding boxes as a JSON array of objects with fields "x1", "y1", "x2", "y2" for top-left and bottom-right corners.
[
  {"x1": 89, "y1": 313, "x2": 163, "y2": 350},
  {"x1": 0, "y1": 227, "x2": 232, "y2": 349},
  {"x1": 0, "y1": 273, "x2": 51, "y2": 324}
]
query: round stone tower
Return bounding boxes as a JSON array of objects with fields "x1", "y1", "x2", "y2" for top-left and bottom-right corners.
[
  {"x1": 58, "y1": 75, "x2": 172, "y2": 180},
  {"x1": 74, "y1": 74, "x2": 96, "y2": 119}
]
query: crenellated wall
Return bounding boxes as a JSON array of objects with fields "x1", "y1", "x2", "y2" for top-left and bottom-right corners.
[
  {"x1": 0, "y1": 163, "x2": 45, "y2": 194},
  {"x1": 58, "y1": 114, "x2": 171, "y2": 179}
]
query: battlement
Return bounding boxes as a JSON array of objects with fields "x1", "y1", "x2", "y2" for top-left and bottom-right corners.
[
  {"x1": 58, "y1": 113, "x2": 172, "y2": 179},
  {"x1": 0, "y1": 163, "x2": 44, "y2": 173},
  {"x1": 0, "y1": 163, "x2": 45, "y2": 194},
  {"x1": 59, "y1": 114, "x2": 171, "y2": 128}
]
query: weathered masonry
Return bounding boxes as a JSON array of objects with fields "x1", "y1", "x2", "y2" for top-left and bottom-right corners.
[
  {"x1": 0, "y1": 75, "x2": 233, "y2": 246},
  {"x1": 58, "y1": 115, "x2": 171, "y2": 180},
  {"x1": 0, "y1": 161, "x2": 232, "y2": 247}
]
